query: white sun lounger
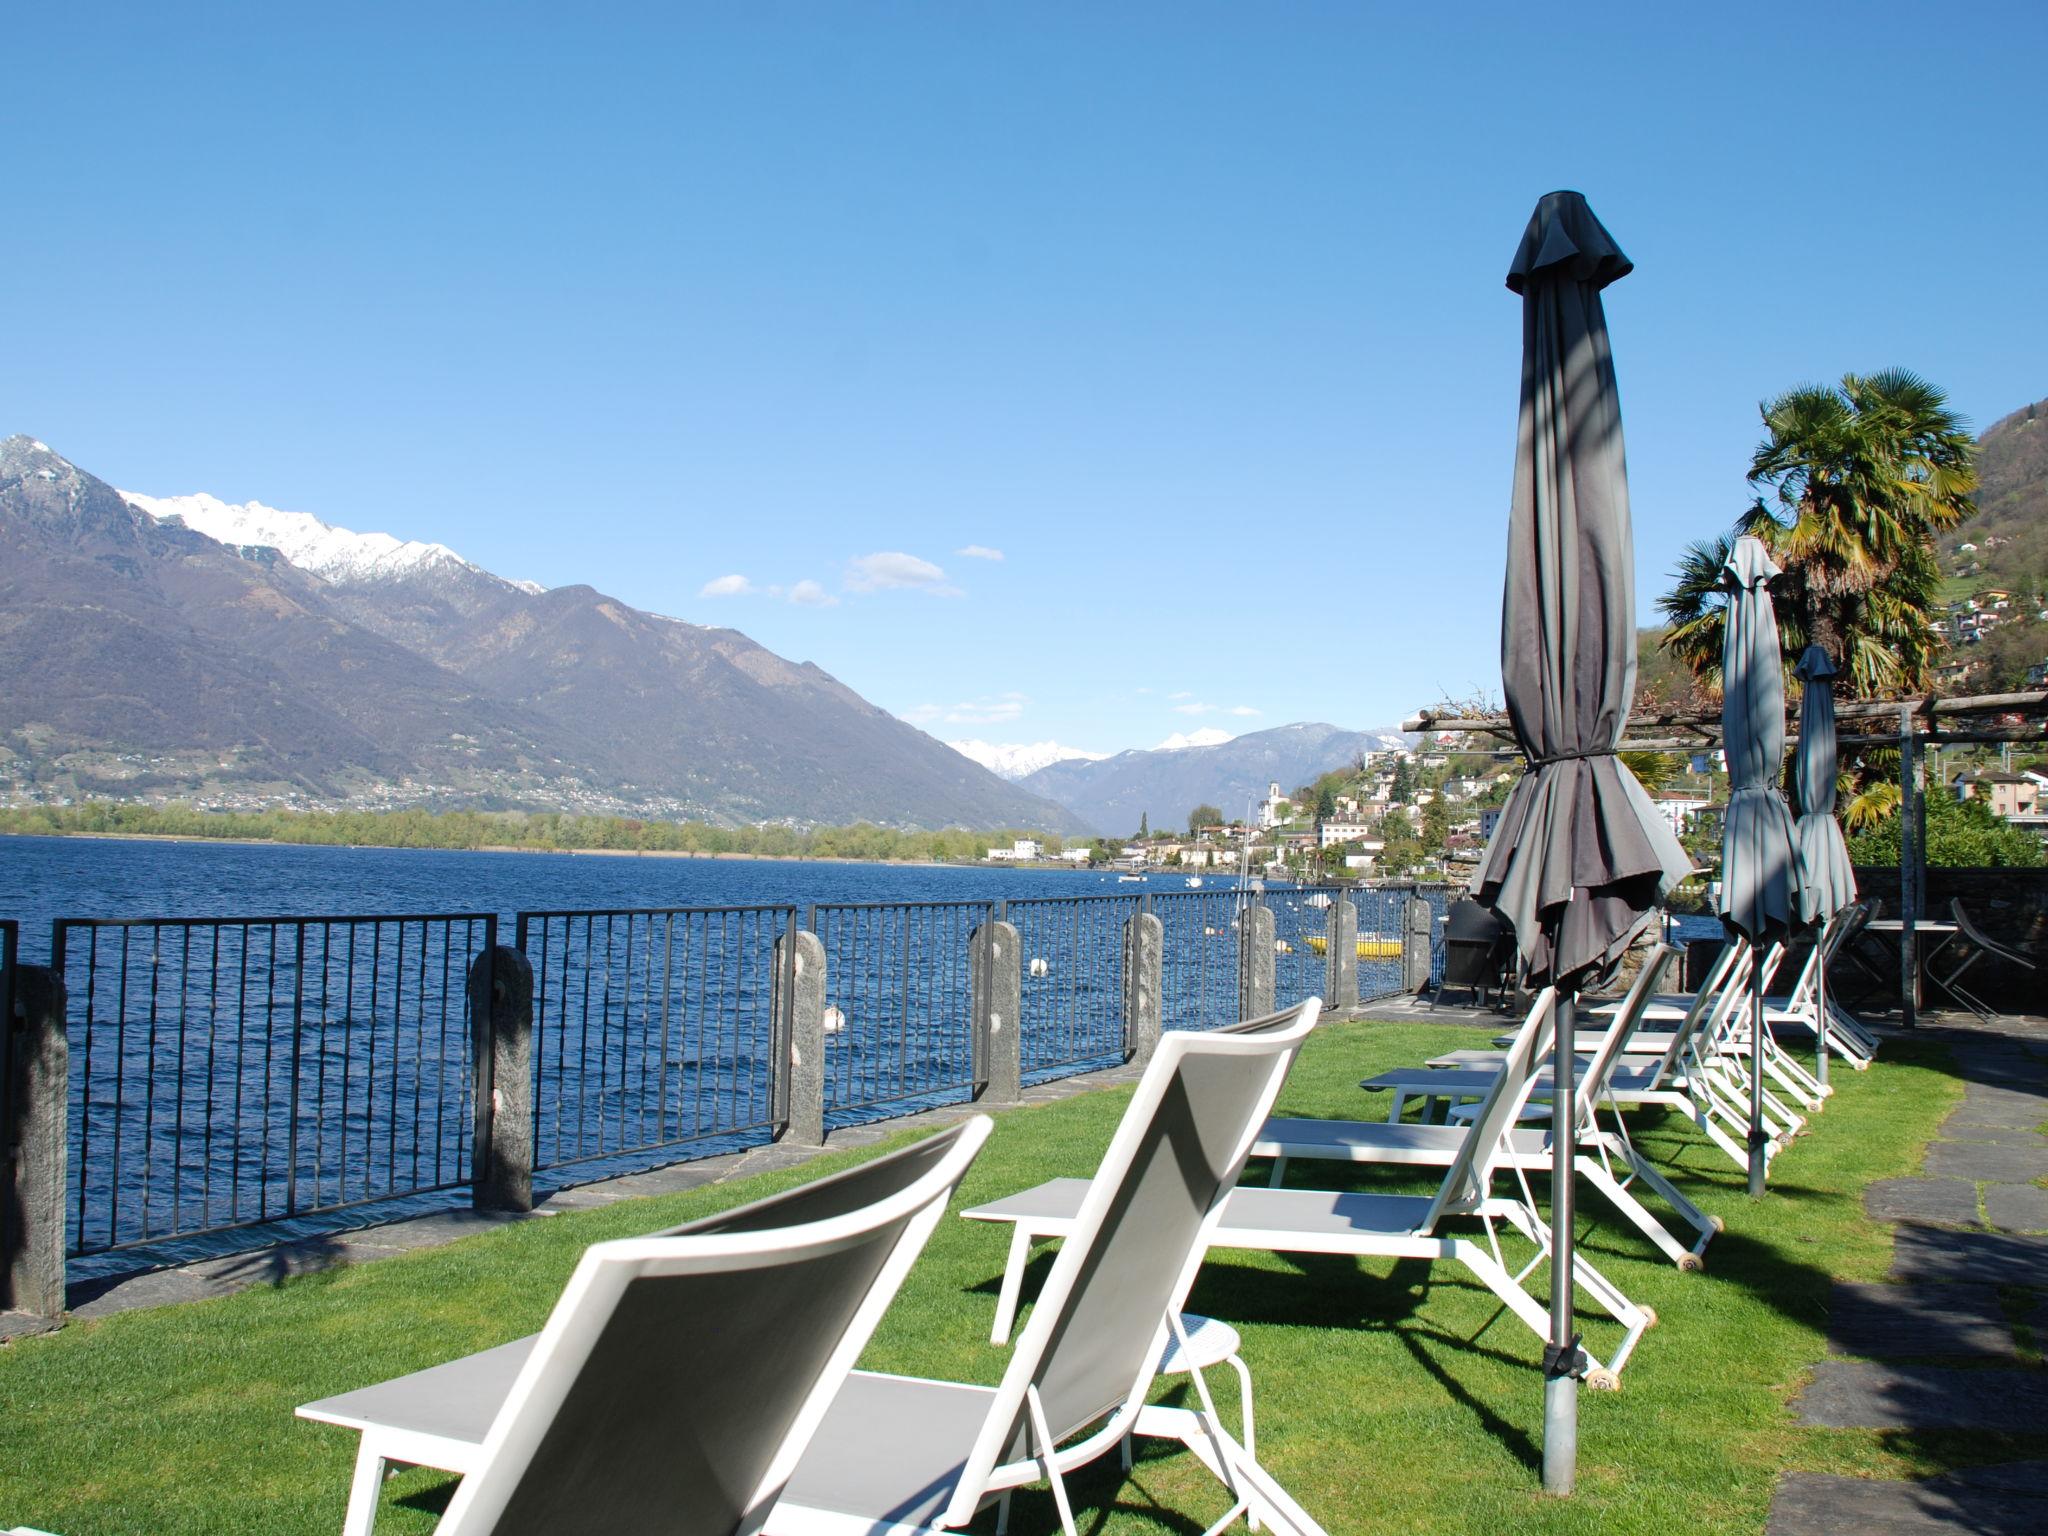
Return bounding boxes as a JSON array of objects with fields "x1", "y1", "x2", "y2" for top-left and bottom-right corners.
[
  {"x1": 764, "y1": 1000, "x2": 1327, "y2": 1536},
  {"x1": 1252, "y1": 945, "x2": 1719, "y2": 1269},
  {"x1": 1368, "y1": 940, "x2": 1796, "y2": 1178},
  {"x1": 296, "y1": 1116, "x2": 994, "y2": 1536},
  {"x1": 961, "y1": 992, "x2": 1654, "y2": 1387}
]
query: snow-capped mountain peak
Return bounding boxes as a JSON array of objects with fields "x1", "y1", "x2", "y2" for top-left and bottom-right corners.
[
  {"x1": 947, "y1": 739, "x2": 1109, "y2": 781},
  {"x1": 120, "y1": 489, "x2": 543, "y2": 592}
]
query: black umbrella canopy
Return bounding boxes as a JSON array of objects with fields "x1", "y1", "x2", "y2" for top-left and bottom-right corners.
[
  {"x1": 1794, "y1": 645, "x2": 1857, "y2": 926},
  {"x1": 1717, "y1": 536, "x2": 1804, "y2": 940},
  {"x1": 1472, "y1": 191, "x2": 1692, "y2": 989}
]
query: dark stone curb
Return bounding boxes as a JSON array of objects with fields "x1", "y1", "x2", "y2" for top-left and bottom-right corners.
[
  {"x1": 1825, "y1": 1281, "x2": 2020, "y2": 1360},
  {"x1": 1770, "y1": 1466, "x2": 2048, "y2": 1536}
]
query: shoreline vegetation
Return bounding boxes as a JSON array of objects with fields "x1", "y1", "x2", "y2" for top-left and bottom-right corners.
[{"x1": 0, "y1": 802, "x2": 1075, "y2": 867}]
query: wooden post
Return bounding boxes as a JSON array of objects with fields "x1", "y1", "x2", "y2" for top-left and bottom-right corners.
[
  {"x1": 3, "y1": 965, "x2": 68, "y2": 1321},
  {"x1": 1899, "y1": 705, "x2": 1920, "y2": 1029},
  {"x1": 1239, "y1": 905, "x2": 1276, "y2": 1021},
  {"x1": 468, "y1": 946, "x2": 534, "y2": 1212},
  {"x1": 972, "y1": 919, "x2": 1022, "y2": 1105},
  {"x1": 1123, "y1": 910, "x2": 1164, "y2": 1064},
  {"x1": 775, "y1": 929, "x2": 828, "y2": 1146}
]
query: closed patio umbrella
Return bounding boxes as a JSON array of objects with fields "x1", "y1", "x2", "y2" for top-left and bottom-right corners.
[
  {"x1": 1794, "y1": 644, "x2": 1857, "y2": 1087},
  {"x1": 1471, "y1": 190, "x2": 1691, "y2": 1496},
  {"x1": 1717, "y1": 535, "x2": 1805, "y2": 1195}
]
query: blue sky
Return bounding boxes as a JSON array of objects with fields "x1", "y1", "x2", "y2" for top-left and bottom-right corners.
[{"x1": 8, "y1": 3, "x2": 2045, "y2": 756}]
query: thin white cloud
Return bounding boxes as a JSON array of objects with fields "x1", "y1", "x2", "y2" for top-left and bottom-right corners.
[
  {"x1": 787, "y1": 579, "x2": 838, "y2": 607},
  {"x1": 1227, "y1": 705, "x2": 1262, "y2": 717},
  {"x1": 845, "y1": 551, "x2": 961, "y2": 596},
  {"x1": 700, "y1": 574, "x2": 755, "y2": 597},
  {"x1": 902, "y1": 692, "x2": 1027, "y2": 727},
  {"x1": 1173, "y1": 701, "x2": 1215, "y2": 716},
  {"x1": 955, "y1": 544, "x2": 1005, "y2": 562},
  {"x1": 1168, "y1": 690, "x2": 1195, "y2": 701}
]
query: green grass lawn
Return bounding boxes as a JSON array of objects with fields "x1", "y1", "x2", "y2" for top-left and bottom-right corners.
[{"x1": 0, "y1": 1020, "x2": 2024, "y2": 1535}]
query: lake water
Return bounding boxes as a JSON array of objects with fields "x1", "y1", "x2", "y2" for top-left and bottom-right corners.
[{"x1": 0, "y1": 835, "x2": 1176, "y2": 956}]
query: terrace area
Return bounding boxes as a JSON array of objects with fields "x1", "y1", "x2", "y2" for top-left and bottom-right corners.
[{"x1": 3, "y1": 984, "x2": 2044, "y2": 1535}]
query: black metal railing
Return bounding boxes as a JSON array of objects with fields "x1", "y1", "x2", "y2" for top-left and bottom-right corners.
[
  {"x1": 1006, "y1": 894, "x2": 1137, "y2": 1078},
  {"x1": 1150, "y1": 888, "x2": 1247, "y2": 1032},
  {"x1": 54, "y1": 913, "x2": 492, "y2": 1257},
  {"x1": 516, "y1": 906, "x2": 796, "y2": 1174},
  {"x1": 807, "y1": 900, "x2": 992, "y2": 1121},
  {"x1": 1264, "y1": 886, "x2": 1338, "y2": 1009},
  {"x1": 1350, "y1": 884, "x2": 1410, "y2": 1001}
]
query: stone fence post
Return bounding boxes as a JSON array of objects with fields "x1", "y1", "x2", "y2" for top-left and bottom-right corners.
[
  {"x1": 3, "y1": 965, "x2": 68, "y2": 1321},
  {"x1": 1327, "y1": 897, "x2": 1359, "y2": 1013},
  {"x1": 972, "y1": 919, "x2": 1022, "y2": 1105},
  {"x1": 1402, "y1": 895, "x2": 1436, "y2": 994},
  {"x1": 775, "y1": 928, "x2": 828, "y2": 1147},
  {"x1": 1122, "y1": 909, "x2": 1163, "y2": 1066},
  {"x1": 468, "y1": 946, "x2": 534, "y2": 1213},
  {"x1": 1238, "y1": 905, "x2": 1275, "y2": 1022}
]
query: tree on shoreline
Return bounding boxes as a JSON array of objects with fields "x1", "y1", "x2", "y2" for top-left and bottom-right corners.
[{"x1": 1658, "y1": 370, "x2": 1977, "y2": 695}]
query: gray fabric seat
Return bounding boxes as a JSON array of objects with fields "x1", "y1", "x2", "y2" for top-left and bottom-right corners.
[
  {"x1": 301, "y1": 1339, "x2": 535, "y2": 1452},
  {"x1": 778, "y1": 1375, "x2": 999, "y2": 1527}
]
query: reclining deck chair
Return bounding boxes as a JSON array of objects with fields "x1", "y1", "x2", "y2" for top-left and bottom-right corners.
[
  {"x1": 962, "y1": 995, "x2": 1654, "y2": 1386},
  {"x1": 764, "y1": 999, "x2": 1325, "y2": 1536},
  {"x1": 1252, "y1": 945, "x2": 1718, "y2": 1268},
  {"x1": 1365, "y1": 940, "x2": 1796, "y2": 1179},
  {"x1": 296, "y1": 1116, "x2": 993, "y2": 1536},
  {"x1": 1938, "y1": 898, "x2": 2039, "y2": 1022},
  {"x1": 1467, "y1": 940, "x2": 1829, "y2": 1115}
]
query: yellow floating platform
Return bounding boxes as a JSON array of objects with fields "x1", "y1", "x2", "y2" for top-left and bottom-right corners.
[{"x1": 1305, "y1": 936, "x2": 1402, "y2": 959}]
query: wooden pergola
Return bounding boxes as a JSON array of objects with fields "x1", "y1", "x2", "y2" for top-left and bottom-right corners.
[{"x1": 1403, "y1": 690, "x2": 2048, "y2": 1027}]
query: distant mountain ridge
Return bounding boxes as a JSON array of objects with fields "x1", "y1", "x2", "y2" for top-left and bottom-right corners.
[
  {"x1": 0, "y1": 435, "x2": 1087, "y2": 833},
  {"x1": 947, "y1": 739, "x2": 1108, "y2": 780},
  {"x1": 1019, "y1": 720, "x2": 1412, "y2": 835}
]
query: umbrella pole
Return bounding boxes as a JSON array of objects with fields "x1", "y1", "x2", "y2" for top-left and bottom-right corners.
[
  {"x1": 1747, "y1": 977, "x2": 1768, "y2": 1199},
  {"x1": 1542, "y1": 986, "x2": 1580, "y2": 1495}
]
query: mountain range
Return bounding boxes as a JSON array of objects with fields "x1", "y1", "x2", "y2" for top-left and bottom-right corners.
[
  {"x1": 0, "y1": 435, "x2": 1088, "y2": 833},
  {"x1": 1017, "y1": 721, "x2": 1411, "y2": 836}
]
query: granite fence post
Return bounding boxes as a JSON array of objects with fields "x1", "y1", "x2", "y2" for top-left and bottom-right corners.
[
  {"x1": 972, "y1": 919, "x2": 1022, "y2": 1105},
  {"x1": 1327, "y1": 896, "x2": 1359, "y2": 1012},
  {"x1": 1122, "y1": 910, "x2": 1164, "y2": 1065},
  {"x1": 1239, "y1": 904, "x2": 1276, "y2": 1021},
  {"x1": 468, "y1": 945, "x2": 534, "y2": 1213},
  {"x1": 1403, "y1": 895, "x2": 1436, "y2": 993},
  {"x1": 3, "y1": 965, "x2": 68, "y2": 1320},
  {"x1": 776, "y1": 928, "x2": 828, "y2": 1146}
]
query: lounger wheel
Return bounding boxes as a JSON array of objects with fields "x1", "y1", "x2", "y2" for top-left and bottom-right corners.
[
  {"x1": 1585, "y1": 1367, "x2": 1621, "y2": 1392},
  {"x1": 1678, "y1": 1252, "x2": 1705, "y2": 1273},
  {"x1": 1709, "y1": 1215, "x2": 1725, "y2": 1233},
  {"x1": 1640, "y1": 1307, "x2": 1657, "y2": 1328}
]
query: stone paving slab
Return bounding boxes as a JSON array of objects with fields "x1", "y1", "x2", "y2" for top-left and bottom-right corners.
[
  {"x1": 1952, "y1": 1090, "x2": 2048, "y2": 1131},
  {"x1": 1826, "y1": 1282, "x2": 2019, "y2": 1359},
  {"x1": 1925, "y1": 1140, "x2": 2048, "y2": 1182},
  {"x1": 1934, "y1": 1125, "x2": 2048, "y2": 1146},
  {"x1": 1770, "y1": 1466, "x2": 2048, "y2": 1535},
  {"x1": 1984, "y1": 1183, "x2": 2048, "y2": 1234},
  {"x1": 1795, "y1": 1360, "x2": 2048, "y2": 1431},
  {"x1": 1864, "y1": 1178, "x2": 1982, "y2": 1227},
  {"x1": 1890, "y1": 1226, "x2": 2048, "y2": 1284},
  {"x1": 0, "y1": 1310, "x2": 64, "y2": 1342}
]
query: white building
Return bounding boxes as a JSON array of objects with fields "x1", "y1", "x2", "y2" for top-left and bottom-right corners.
[
  {"x1": 987, "y1": 838, "x2": 1043, "y2": 861},
  {"x1": 1649, "y1": 796, "x2": 1711, "y2": 838},
  {"x1": 1256, "y1": 780, "x2": 1290, "y2": 829},
  {"x1": 1317, "y1": 816, "x2": 1374, "y2": 848}
]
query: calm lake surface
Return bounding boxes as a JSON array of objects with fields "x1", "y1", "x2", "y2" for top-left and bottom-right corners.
[{"x1": 0, "y1": 834, "x2": 1165, "y2": 954}]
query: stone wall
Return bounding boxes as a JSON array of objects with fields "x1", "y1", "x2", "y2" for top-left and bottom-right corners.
[{"x1": 1852, "y1": 865, "x2": 2047, "y2": 1011}]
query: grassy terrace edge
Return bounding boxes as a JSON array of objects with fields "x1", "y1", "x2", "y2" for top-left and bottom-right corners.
[{"x1": 0, "y1": 1018, "x2": 2017, "y2": 1535}]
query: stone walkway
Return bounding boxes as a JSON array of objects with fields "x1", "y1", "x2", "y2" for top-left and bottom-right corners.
[{"x1": 1770, "y1": 1013, "x2": 2048, "y2": 1535}]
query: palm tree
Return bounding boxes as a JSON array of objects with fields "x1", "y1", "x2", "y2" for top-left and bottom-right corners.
[{"x1": 1657, "y1": 370, "x2": 1977, "y2": 695}]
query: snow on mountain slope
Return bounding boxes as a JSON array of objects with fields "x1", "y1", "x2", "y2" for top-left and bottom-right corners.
[
  {"x1": 947, "y1": 738, "x2": 1109, "y2": 780},
  {"x1": 121, "y1": 489, "x2": 542, "y2": 591}
]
